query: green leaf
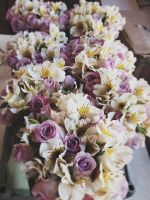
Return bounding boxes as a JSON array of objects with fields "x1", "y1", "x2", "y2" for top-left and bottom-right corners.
[
  {"x1": 136, "y1": 124, "x2": 147, "y2": 135},
  {"x1": 29, "y1": 119, "x2": 39, "y2": 124}
]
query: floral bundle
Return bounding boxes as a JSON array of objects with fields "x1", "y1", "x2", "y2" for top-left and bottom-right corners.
[{"x1": 1, "y1": 0, "x2": 150, "y2": 200}]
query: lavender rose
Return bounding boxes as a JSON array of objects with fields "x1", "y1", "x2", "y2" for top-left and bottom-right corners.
[
  {"x1": 32, "y1": 179, "x2": 59, "y2": 200},
  {"x1": 44, "y1": 79, "x2": 57, "y2": 94},
  {"x1": 62, "y1": 75, "x2": 76, "y2": 91},
  {"x1": 12, "y1": 143, "x2": 33, "y2": 163},
  {"x1": 11, "y1": 17, "x2": 27, "y2": 33},
  {"x1": 29, "y1": 95, "x2": 50, "y2": 114},
  {"x1": 59, "y1": 13, "x2": 69, "y2": 27},
  {"x1": 6, "y1": 54, "x2": 18, "y2": 68},
  {"x1": 6, "y1": 9, "x2": 15, "y2": 22},
  {"x1": 39, "y1": 18, "x2": 50, "y2": 32},
  {"x1": 32, "y1": 120, "x2": 65, "y2": 143},
  {"x1": 118, "y1": 82, "x2": 131, "y2": 95},
  {"x1": 64, "y1": 134, "x2": 81, "y2": 153},
  {"x1": 74, "y1": 151, "x2": 96, "y2": 177},
  {"x1": 16, "y1": 58, "x2": 31, "y2": 70},
  {"x1": 84, "y1": 72, "x2": 101, "y2": 96},
  {"x1": 27, "y1": 15, "x2": 38, "y2": 29},
  {"x1": 33, "y1": 51, "x2": 43, "y2": 64}
]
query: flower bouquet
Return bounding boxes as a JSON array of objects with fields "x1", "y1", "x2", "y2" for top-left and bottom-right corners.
[{"x1": 0, "y1": 0, "x2": 150, "y2": 200}]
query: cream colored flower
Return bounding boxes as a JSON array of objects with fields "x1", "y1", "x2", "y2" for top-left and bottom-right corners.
[
  {"x1": 100, "y1": 146, "x2": 133, "y2": 172},
  {"x1": 57, "y1": 93, "x2": 102, "y2": 131}
]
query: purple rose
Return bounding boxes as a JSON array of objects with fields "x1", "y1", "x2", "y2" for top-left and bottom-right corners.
[
  {"x1": 39, "y1": 18, "x2": 50, "y2": 32},
  {"x1": 59, "y1": 13, "x2": 69, "y2": 27},
  {"x1": 61, "y1": 39, "x2": 84, "y2": 66},
  {"x1": 32, "y1": 179, "x2": 59, "y2": 200},
  {"x1": 64, "y1": 134, "x2": 81, "y2": 153},
  {"x1": 84, "y1": 72, "x2": 101, "y2": 96},
  {"x1": 32, "y1": 120, "x2": 65, "y2": 143},
  {"x1": 126, "y1": 134, "x2": 145, "y2": 149},
  {"x1": 113, "y1": 111, "x2": 123, "y2": 120},
  {"x1": 27, "y1": 15, "x2": 38, "y2": 29},
  {"x1": 62, "y1": 75, "x2": 76, "y2": 91},
  {"x1": 6, "y1": 54, "x2": 18, "y2": 68},
  {"x1": 105, "y1": 57, "x2": 115, "y2": 69},
  {"x1": 29, "y1": 95, "x2": 50, "y2": 114},
  {"x1": 74, "y1": 151, "x2": 96, "y2": 177},
  {"x1": 0, "y1": 109, "x2": 14, "y2": 126},
  {"x1": 44, "y1": 79, "x2": 57, "y2": 94},
  {"x1": 12, "y1": 143, "x2": 33, "y2": 163},
  {"x1": 33, "y1": 51, "x2": 43, "y2": 64},
  {"x1": 16, "y1": 58, "x2": 31, "y2": 70},
  {"x1": 118, "y1": 82, "x2": 131, "y2": 95},
  {"x1": 11, "y1": 17, "x2": 27, "y2": 33}
]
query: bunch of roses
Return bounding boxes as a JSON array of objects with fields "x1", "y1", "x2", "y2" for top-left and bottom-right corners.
[
  {"x1": 1, "y1": 1, "x2": 150, "y2": 200},
  {"x1": 6, "y1": 0, "x2": 68, "y2": 33},
  {"x1": 6, "y1": 24, "x2": 67, "y2": 70}
]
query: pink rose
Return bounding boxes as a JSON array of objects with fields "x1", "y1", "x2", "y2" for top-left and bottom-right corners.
[
  {"x1": 32, "y1": 120, "x2": 65, "y2": 143},
  {"x1": 12, "y1": 143, "x2": 33, "y2": 163},
  {"x1": 32, "y1": 179, "x2": 59, "y2": 200}
]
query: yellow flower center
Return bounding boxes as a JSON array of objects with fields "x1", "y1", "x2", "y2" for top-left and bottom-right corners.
[
  {"x1": 135, "y1": 88, "x2": 143, "y2": 96},
  {"x1": 101, "y1": 127, "x2": 111, "y2": 137},
  {"x1": 117, "y1": 63, "x2": 125, "y2": 70},
  {"x1": 40, "y1": 67, "x2": 51, "y2": 79},
  {"x1": 78, "y1": 105, "x2": 90, "y2": 118}
]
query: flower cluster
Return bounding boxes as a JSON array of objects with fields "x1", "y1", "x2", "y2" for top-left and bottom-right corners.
[
  {"x1": 1, "y1": 1, "x2": 150, "y2": 200},
  {"x1": 6, "y1": 25, "x2": 67, "y2": 70},
  {"x1": 6, "y1": 0, "x2": 68, "y2": 32},
  {"x1": 69, "y1": 0, "x2": 126, "y2": 40}
]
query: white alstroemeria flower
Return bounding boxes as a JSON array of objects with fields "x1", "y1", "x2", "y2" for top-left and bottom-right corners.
[
  {"x1": 39, "y1": 138, "x2": 64, "y2": 160},
  {"x1": 26, "y1": 59, "x2": 66, "y2": 83},
  {"x1": 57, "y1": 93, "x2": 102, "y2": 131},
  {"x1": 133, "y1": 79, "x2": 150, "y2": 102},
  {"x1": 100, "y1": 145, "x2": 133, "y2": 172},
  {"x1": 85, "y1": 120, "x2": 127, "y2": 148},
  {"x1": 58, "y1": 180, "x2": 86, "y2": 200},
  {"x1": 124, "y1": 104, "x2": 147, "y2": 130}
]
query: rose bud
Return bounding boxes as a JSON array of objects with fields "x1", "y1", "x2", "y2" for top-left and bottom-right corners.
[
  {"x1": 0, "y1": 109, "x2": 14, "y2": 126},
  {"x1": 11, "y1": 17, "x2": 27, "y2": 33},
  {"x1": 32, "y1": 120, "x2": 65, "y2": 143},
  {"x1": 74, "y1": 151, "x2": 96, "y2": 177},
  {"x1": 6, "y1": 54, "x2": 18, "y2": 68},
  {"x1": 33, "y1": 51, "x2": 43, "y2": 64},
  {"x1": 31, "y1": 178, "x2": 59, "y2": 200},
  {"x1": 39, "y1": 18, "x2": 50, "y2": 32},
  {"x1": 44, "y1": 79, "x2": 57, "y2": 94},
  {"x1": 62, "y1": 75, "x2": 76, "y2": 91},
  {"x1": 12, "y1": 143, "x2": 33, "y2": 163},
  {"x1": 27, "y1": 15, "x2": 38, "y2": 29},
  {"x1": 64, "y1": 134, "x2": 81, "y2": 154},
  {"x1": 16, "y1": 58, "x2": 31, "y2": 70},
  {"x1": 29, "y1": 95, "x2": 50, "y2": 114}
]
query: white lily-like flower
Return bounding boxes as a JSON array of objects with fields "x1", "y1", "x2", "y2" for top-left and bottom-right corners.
[
  {"x1": 57, "y1": 93, "x2": 102, "y2": 131},
  {"x1": 100, "y1": 145, "x2": 133, "y2": 172},
  {"x1": 86, "y1": 120, "x2": 127, "y2": 148}
]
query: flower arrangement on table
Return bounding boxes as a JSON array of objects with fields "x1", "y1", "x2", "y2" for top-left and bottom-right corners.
[{"x1": 0, "y1": 0, "x2": 150, "y2": 200}]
